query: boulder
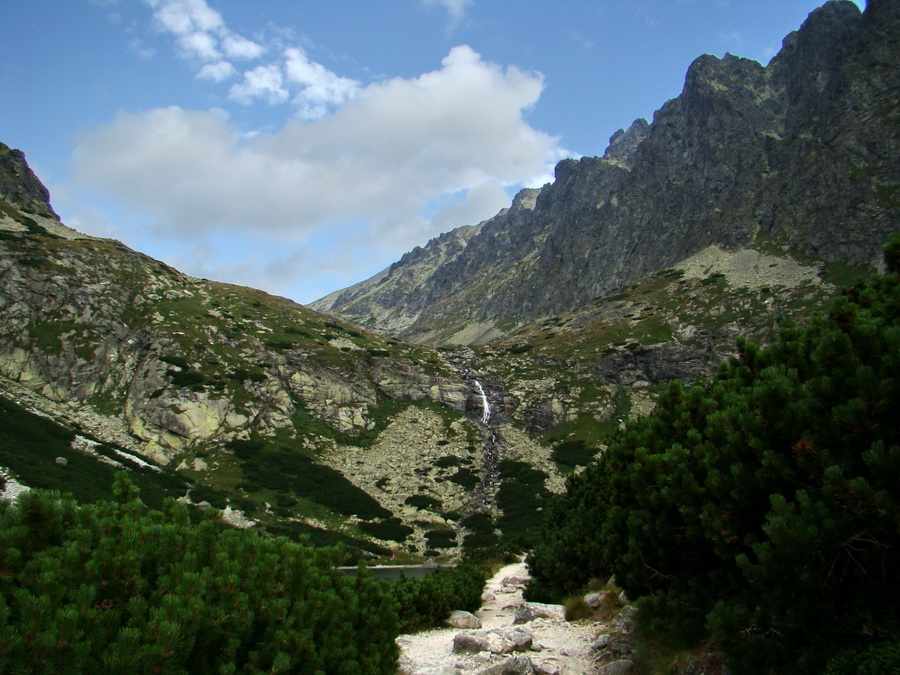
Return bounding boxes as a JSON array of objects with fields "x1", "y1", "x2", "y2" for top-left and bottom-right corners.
[
  {"x1": 513, "y1": 602, "x2": 566, "y2": 624},
  {"x1": 598, "y1": 659, "x2": 635, "y2": 675},
  {"x1": 611, "y1": 605, "x2": 639, "y2": 633},
  {"x1": 501, "y1": 576, "x2": 529, "y2": 587},
  {"x1": 476, "y1": 655, "x2": 536, "y2": 674},
  {"x1": 446, "y1": 610, "x2": 482, "y2": 629},
  {"x1": 452, "y1": 627, "x2": 533, "y2": 655}
]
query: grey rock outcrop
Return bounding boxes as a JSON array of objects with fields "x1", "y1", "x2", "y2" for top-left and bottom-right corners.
[
  {"x1": 0, "y1": 142, "x2": 59, "y2": 219},
  {"x1": 313, "y1": 0, "x2": 899, "y2": 345}
]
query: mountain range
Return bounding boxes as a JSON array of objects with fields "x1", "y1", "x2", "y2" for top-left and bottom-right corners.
[
  {"x1": 312, "y1": 0, "x2": 899, "y2": 345},
  {"x1": 0, "y1": 0, "x2": 897, "y2": 561}
]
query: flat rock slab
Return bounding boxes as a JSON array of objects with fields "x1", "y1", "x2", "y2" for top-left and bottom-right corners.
[{"x1": 453, "y1": 627, "x2": 533, "y2": 655}]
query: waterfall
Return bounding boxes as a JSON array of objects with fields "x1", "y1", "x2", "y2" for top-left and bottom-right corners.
[{"x1": 474, "y1": 380, "x2": 491, "y2": 425}]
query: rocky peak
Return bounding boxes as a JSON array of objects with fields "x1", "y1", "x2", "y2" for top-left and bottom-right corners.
[
  {"x1": 602, "y1": 118, "x2": 650, "y2": 169},
  {"x1": 0, "y1": 143, "x2": 59, "y2": 220}
]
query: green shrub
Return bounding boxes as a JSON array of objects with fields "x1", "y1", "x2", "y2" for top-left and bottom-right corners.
[
  {"x1": 460, "y1": 512, "x2": 500, "y2": 553},
  {"x1": 449, "y1": 467, "x2": 479, "y2": 491},
  {"x1": 551, "y1": 439, "x2": 598, "y2": 469},
  {"x1": 240, "y1": 449, "x2": 392, "y2": 520},
  {"x1": 359, "y1": 517, "x2": 413, "y2": 543},
  {"x1": 169, "y1": 369, "x2": 206, "y2": 388},
  {"x1": 425, "y1": 529, "x2": 457, "y2": 549},
  {"x1": 404, "y1": 494, "x2": 442, "y2": 511},
  {"x1": 435, "y1": 455, "x2": 466, "y2": 469},
  {"x1": 0, "y1": 396, "x2": 190, "y2": 510},
  {"x1": 527, "y1": 234, "x2": 900, "y2": 673},
  {"x1": 388, "y1": 566, "x2": 484, "y2": 632},
  {"x1": 0, "y1": 476, "x2": 400, "y2": 673},
  {"x1": 496, "y1": 460, "x2": 548, "y2": 543}
]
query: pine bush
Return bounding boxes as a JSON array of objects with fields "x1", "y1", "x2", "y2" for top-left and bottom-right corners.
[
  {"x1": 526, "y1": 234, "x2": 900, "y2": 673},
  {"x1": 0, "y1": 474, "x2": 400, "y2": 673}
]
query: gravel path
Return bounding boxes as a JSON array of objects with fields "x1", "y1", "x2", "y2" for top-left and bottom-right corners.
[{"x1": 396, "y1": 561, "x2": 599, "y2": 674}]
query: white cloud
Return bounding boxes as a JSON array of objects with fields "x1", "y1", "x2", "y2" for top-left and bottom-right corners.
[
  {"x1": 176, "y1": 30, "x2": 221, "y2": 61},
  {"x1": 141, "y1": 0, "x2": 357, "y2": 120},
  {"x1": 229, "y1": 64, "x2": 289, "y2": 105},
  {"x1": 222, "y1": 34, "x2": 265, "y2": 60},
  {"x1": 429, "y1": 183, "x2": 511, "y2": 233},
  {"x1": 73, "y1": 47, "x2": 564, "y2": 295},
  {"x1": 198, "y1": 61, "x2": 237, "y2": 82},
  {"x1": 146, "y1": 0, "x2": 224, "y2": 36},
  {"x1": 284, "y1": 48, "x2": 360, "y2": 120}
]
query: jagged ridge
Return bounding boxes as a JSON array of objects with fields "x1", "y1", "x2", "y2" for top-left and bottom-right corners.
[{"x1": 312, "y1": 0, "x2": 899, "y2": 344}]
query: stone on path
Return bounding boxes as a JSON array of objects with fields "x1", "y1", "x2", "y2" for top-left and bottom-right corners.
[
  {"x1": 446, "y1": 610, "x2": 482, "y2": 629},
  {"x1": 452, "y1": 627, "x2": 533, "y2": 655},
  {"x1": 513, "y1": 602, "x2": 566, "y2": 624},
  {"x1": 475, "y1": 654, "x2": 536, "y2": 674}
]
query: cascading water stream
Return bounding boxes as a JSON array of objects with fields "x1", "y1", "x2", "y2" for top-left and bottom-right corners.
[
  {"x1": 447, "y1": 353, "x2": 505, "y2": 511},
  {"x1": 474, "y1": 380, "x2": 491, "y2": 425}
]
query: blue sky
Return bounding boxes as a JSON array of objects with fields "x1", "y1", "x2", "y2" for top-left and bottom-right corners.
[{"x1": 2, "y1": 0, "x2": 865, "y2": 304}]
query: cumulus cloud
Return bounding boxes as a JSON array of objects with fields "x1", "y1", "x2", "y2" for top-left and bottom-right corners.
[
  {"x1": 228, "y1": 64, "x2": 289, "y2": 105},
  {"x1": 141, "y1": 0, "x2": 363, "y2": 119},
  {"x1": 147, "y1": 0, "x2": 224, "y2": 36},
  {"x1": 198, "y1": 60, "x2": 237, "y2": 82},
  {"x1": 176, "y1": 30, "x2": 221, "y2": 61},
  {"x1": 284, "y1": 48, "x2": 360, "y2": 120},
  {"x1": 73, "y1": 46, "x2": 564, "y2": 255},
  {"x1": 222, "y1": 34, "x2": 265, "y2": 60}
]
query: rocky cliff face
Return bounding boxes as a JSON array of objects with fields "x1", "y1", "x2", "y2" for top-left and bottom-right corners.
[
  {"x1": 312, "y1": 0, "x2": 899, "y2": 344},
  {"x1": 0, "y1": 143, "x2": 60, "y2": 220}
]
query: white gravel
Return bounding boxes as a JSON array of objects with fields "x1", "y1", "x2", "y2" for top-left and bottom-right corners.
[{"x1": 396, "y1": 561, "x2": 600, "y2": 674}]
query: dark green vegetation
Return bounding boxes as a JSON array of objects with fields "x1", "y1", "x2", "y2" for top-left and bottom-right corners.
[
  {"x1": 495, "y1": 460, "x2": 549, "y2": 546},
  {"x1": 0, "y1": 475, "x2": 485, "y2": 673},
  {"x1": 0, "y1": 476, "x2": 398, "y2": 673},
  {"x1": 527, "y1": 235, "x2": 900, "y2": 674},
  {"x1": 238, "y1": 447, "x2": 390, "y2": 521},
  {"x1": 391, "y1": 565, "x2": 484, "y2": 633},
  {"x1": 551, "y1": 439, "x2": 599, "y2": 471},
  {"x1": 0, "y1": 395, "x2": 200, "y2": 512}
]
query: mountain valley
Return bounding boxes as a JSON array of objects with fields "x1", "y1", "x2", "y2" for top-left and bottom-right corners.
[{"x1": 1, "y1": 0, "x2": 897, "y2": 571}]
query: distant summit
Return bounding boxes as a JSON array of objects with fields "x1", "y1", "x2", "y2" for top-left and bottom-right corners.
[{"x1": 0, "y1": 142, "x2": 60, "y2": 220}]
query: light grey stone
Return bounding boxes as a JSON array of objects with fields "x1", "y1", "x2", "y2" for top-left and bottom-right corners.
[
  {"x1": 446, "y1": 610, "x2": 482, "y2": 629},
  {"x1": 513, "y1": 602, "x2": 566, "y2": 624}
]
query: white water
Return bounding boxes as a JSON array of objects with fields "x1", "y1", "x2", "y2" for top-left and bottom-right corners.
[{"x1": 474, "y1": 380, "x2": 491, "y2": 425}]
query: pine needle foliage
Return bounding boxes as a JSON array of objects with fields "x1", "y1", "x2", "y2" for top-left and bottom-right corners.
[
  {"x1": 0, "y1": 474, "x2": 401, "y2": 674},
  {"x1": 526, "y1": 234, "x2": 900, "y2": 673}
]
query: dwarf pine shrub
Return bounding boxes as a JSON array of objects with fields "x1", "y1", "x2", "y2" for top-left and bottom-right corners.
[
  {"x1": 0, "y1": 474, "x2": 400, "y2": 673},
  {"x1": 527, "y1": 233, "x2": 900, "y2": 673}
]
